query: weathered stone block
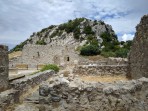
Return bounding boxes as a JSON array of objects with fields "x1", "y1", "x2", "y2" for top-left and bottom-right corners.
[
  {"x1": 128, "y1": 15, "x2": 148, "y2": 79},
  {"x1": 0, "y1": 45, "x2": 9, "y2": 92}
]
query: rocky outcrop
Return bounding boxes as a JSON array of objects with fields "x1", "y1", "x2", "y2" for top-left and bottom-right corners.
[
  {"x1": 39, "y1": 74, "x2": 148, "y2": 111},
  {"x1": 0, "y1": 45, "x2": 9, "y2": 92},
  {"x1": 10, "y1": 18, "x2": 117, "y2": 52},
  {"x1": 128, "y1": 15, "x2": 148, "y2": 79}
]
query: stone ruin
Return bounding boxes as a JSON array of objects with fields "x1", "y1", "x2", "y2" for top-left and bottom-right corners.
[
  {"x1": 39, "y1": 74, "x2": 148, "y2": 111},
  {"x1": 0, "y1": 15, "x2": 148, "y2": 111},
  {"x1": 39, "y1": 15, "x2": 148, "y2": 111},
  {"x1": 128, "y1": 15, "x2": 148, "y2": 79},
  {"x1": 0, "y1": 45, "x2": 9, "y2": 92}
]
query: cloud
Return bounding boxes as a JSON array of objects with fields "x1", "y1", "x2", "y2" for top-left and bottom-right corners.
[
  {"x1": 121, "y1": 34, "x2": 134, "y2": 42},
  {"x1": 0, "y1": 0, "x2": 148, "y2": 49}
]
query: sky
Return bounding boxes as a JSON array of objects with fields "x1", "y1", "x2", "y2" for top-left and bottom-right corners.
[{"x1": 0, "y1": 0, "x2": 148, "y2": 49}]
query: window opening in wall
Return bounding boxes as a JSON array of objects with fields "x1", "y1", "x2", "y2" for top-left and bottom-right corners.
[{"x1": 67, "y1": 57, "x2": 70, "y2": 61}]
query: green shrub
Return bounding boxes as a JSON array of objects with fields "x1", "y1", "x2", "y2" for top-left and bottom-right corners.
[
  {"x1": 86, "y1": 35, "x2": 99, "y2": 46},
  {"x1": 73, "y1": 27, "x2": 80, "y2": 39},
  {"x1": 40, "y1": 64, "x2": 59, "y2": 72},
  {"x1": 80, "y1": 45, "x2": 100, "y2": 56},
  {"x1": 123, "y1": 40, "x2": 133, "y2": 50},
  {"x1": 10, "y1": 39, "x2": 28, "y2": 52},
  {"x1": 50, "y1": 30, "x2": 58, "y2": 38},
  {"x1": 83, "y1": 26, "x2": 94, "y2": 35},
  {"x1": 115, "y1": 48, "x2": 129, "y2": 58},
  {"x1": 36, "y1": 39, "x2": 46, "y2": 45},
  {"x1": 101, "y1": 51, "x2": 116, "y2": 58}
]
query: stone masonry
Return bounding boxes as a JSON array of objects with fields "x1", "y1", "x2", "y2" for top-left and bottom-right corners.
[
  {"x1": 73, "y1": 65, "x2": 127, "y2": 76},
  {"x1": 128, "y1": 15, "x2": 148, "y2": 79},
  {"x1": 0, "y1": 45, "x2": 9, "y2": 92},
  {"x1": 39, "y1": 74, "x2": 148, "y2": 111}
]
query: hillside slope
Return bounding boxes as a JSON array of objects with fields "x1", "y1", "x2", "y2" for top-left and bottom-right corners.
[{"x1": 10, "y1": 18, "x2": 132, "y2": 58}]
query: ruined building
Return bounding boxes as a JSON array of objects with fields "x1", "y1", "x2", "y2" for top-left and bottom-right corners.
[{"x1": 128, "y1": 15, "x2": 148, "y2": 79}]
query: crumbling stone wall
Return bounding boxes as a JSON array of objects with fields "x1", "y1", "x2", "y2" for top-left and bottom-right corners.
[
  {"x1": 10, "y1": 44, "x2": 80, "y2": 67},
  {"x1": 0, "y1": 70, "x2": 55, "y2": 111},
  {"x1": 128, "y1": 15, "x2": 148, "y2": 79},
  {"x1": 39, "y1": 75, "x2": 148, "y2": 111},
  {"x1": 0, "y1": 45, "x2": 9, "y2": 92},
  {"x1": 73, "y1": 65, "x2": 127, "y2": 76},
  {"x1": 10, "y1": 70, "x2": 55, "y2": 95}
]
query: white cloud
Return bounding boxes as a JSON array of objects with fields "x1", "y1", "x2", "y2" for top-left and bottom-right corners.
[
  {"x1": 121, "y1": 34, "x2": 134, "y2": 42},
  {"x1": 0, "y1": 0, "x2": 148, "y2": 49}
]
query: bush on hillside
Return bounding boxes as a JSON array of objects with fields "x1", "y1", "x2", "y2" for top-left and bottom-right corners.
[
  {"x1": 40, "y1": 64, "x2": 59, "y2": 72},
  {"x1": 86, "y1": 35, "x2": 99, "y2": 46},
  {"x1": 73, "y1": 27, "x2": 81, "y2": 39},
  {"x1": 115, "y1": 48, "x2": 129, "y2": 58},
  {"x1": 80, "y1": 45, "x2": 100, "y2": 56},
  {"x1": 36, "y1": 40, "x2": 46, "y2": 45},
  {"x1": 83, "y1": 26, "x2": 94, "y2": 35}
]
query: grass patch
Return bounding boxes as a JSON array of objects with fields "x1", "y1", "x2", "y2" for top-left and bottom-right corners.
[{"x1": 40, "y1": 64, "x2": 59, "y2": 72}]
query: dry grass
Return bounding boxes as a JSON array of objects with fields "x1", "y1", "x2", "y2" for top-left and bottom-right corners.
[
  {"x1": 15, "y1": 64, "x2": 28, "y2": 69},
  {"x1": 9, "y1": 51, "x2": 22, "y2": 59},
  {"x1": 80, "y1": 75, "x2": 128, "y2": 83},
  {"x1": 37, "y1": 64, "x2": 46, "y2": 70}
]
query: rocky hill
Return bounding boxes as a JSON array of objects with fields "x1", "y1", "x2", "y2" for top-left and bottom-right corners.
[{"x1": 11, "y1": 18, "x2": 132, "y2": 58}]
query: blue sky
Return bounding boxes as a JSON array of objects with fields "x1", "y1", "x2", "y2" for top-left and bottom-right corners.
[{"x1": 0, "y1": 0, "x2": 148, "y2": 49}]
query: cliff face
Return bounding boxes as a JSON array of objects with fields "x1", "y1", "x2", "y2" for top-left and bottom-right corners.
[
  {"x1": 128, "y1": 15, "x2": 148, "y2": 79},
  {"x1": 11, "y1": 18, "x2": 117, "y2": 52}
]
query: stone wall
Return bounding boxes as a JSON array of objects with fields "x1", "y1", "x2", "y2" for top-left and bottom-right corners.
[
  {"x1": 0, "y1": 45, "x2": 9, "y2": 92},
  {"x1": 10, "y1": 70, "x2": 55, "y2": 95},
  {"x1": 10, "y1": 44, "x2": 80, "y2": 68},
  {"x1": 39, "y1": 75, "x2": 148, "y2": 111},
  {"x1": 0, "y1": 89, "x2": 19, "y2": 111},
  {"x1": 128, "y1": 15, "x2": 148, "y2": 79},
  {"x1": 73, "y1": 65, "x2": 127, "y2": 76},
  {"x1": 0, "y1": 70, "x2": 55, "y2": 111}
]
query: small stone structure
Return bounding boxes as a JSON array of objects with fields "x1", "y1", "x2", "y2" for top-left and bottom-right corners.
[
  {"x1": 39, "y1": 75, "x2": 148, "y2": 111},
  {"x1": 128, "y1": 15, "x2": 148, "y2": 79},
  {"x1": 73, "y1": 65, "x2": 127, "y2": 76},
  {"x1": 0, "y1": 45, "x2": 9, "y2": 92}
]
